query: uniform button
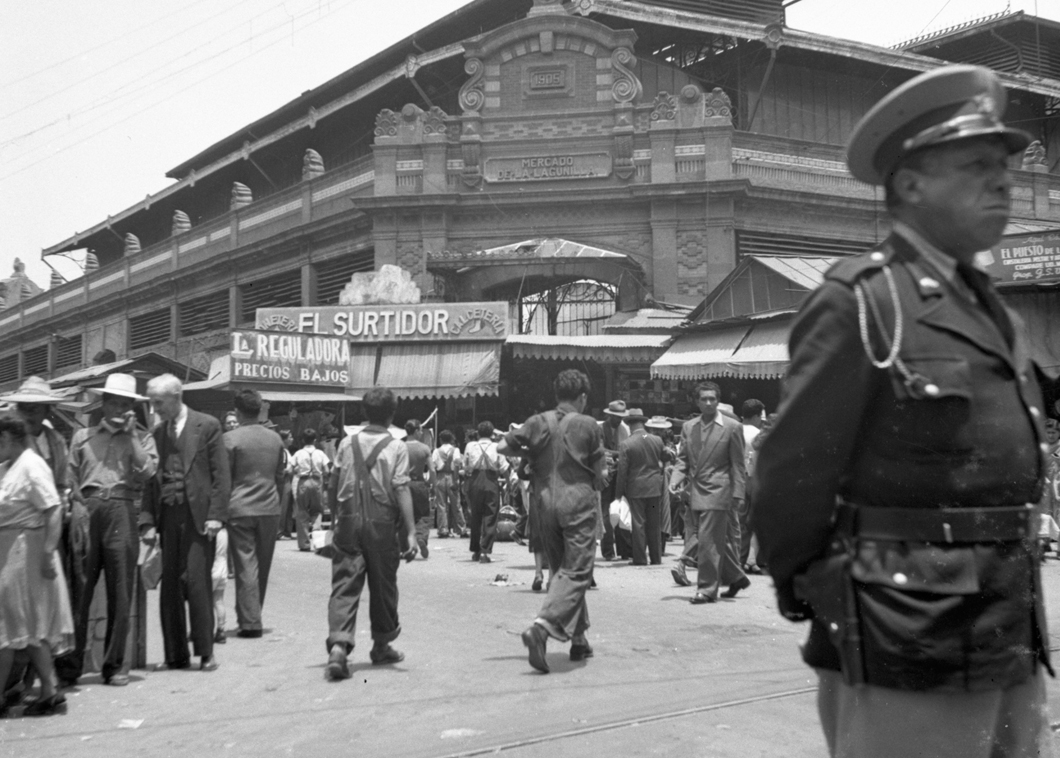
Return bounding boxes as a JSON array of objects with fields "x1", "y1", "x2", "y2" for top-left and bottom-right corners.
[
  {"x1": 871, "y1": 252, "x2": 885, "y2": 262},
  {"x1": 829, "y1": 622, "x2": 839, "y2": 632},
  {"x1": 1020, "y1": 374, "x2": 1029, "y2": 384},
  {"x1": 1043, "y1": 443, "x2": 1051, "y2": 454},
  {"x1": 924, "y1": 384, "x2": 940, "y2": 397},
  {"x1": 1029, "y1": 407, "x2": 1041, "y2": 419},
  {"x1": 893, "y1": 573, "x2": 908, "y2": 586}
]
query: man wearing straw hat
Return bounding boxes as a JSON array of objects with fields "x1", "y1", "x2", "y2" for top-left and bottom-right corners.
[
  {"x1": 754, "y1": 65, "x2": 1053, "y2": 756},
  {"x1": 65, "y1": 373, "x2": 158, "y2": 687},
  {"x1": 597, "y1": 400, "x2": 630, "y2": 562}
]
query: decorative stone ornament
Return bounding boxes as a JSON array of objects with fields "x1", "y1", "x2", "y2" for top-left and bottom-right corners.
[
  {"x1": 705, "y1": 88, "x2": 733, "y2": 121},
  {"x1": 527, "y1": 0, "x2": 567, "y2": 16},
  {"x1": 50, "y1": 270, "x2": 64, "y2": 289},
  {"x1": 459, "y1": 59, "x2": 485, "y2": 114},
  {"x1": 84, "y1": 252, "x2": 100, "y2": 273},
  {"x1": 375, "y1": 110, "x2": 399, "y2": 138},
  {"x1": 651, "y1": 92, "x2": 677, "y2": 122},
  {"x1": 302, "y1": 149, "x2": 325, "y2": 180},
  {"x1": 230, "y1": 182, "x2": 253, "y2": 210},
  {"x1": 611, "y1": 48, "x2": 642, "y2": 104},
  {"x1": 172, "y1": 210, "x2": 191, "y2": 236},
  {"x1": 123, "y1": 233, "x2": 141, "y2": 256},
  {"x1": 1022, "y1": 140, "x2": 1047, "y2": 170}
]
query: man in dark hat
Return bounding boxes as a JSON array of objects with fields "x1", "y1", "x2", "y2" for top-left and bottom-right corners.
[
  {"x1": 613, "y1": 409, "x2": 670, "y2": 566},
  {"x1": 753, "y1": 65, "x2": 1053, "y2": 756},
  {"x1": 597, "y1": 400, "x2": 630, "y2": 561}
]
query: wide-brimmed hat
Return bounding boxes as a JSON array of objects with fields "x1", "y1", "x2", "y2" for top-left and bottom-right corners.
[
  {"x1": 625, "y1": 408, "x2": 648, "y2": 422},
  {"x1": 2, "y1": 376, "x2": 63, "y2": 405},
  {"x1": 89, "y1": 373, "x2": 146, "y2": 402},
  {"x1": 603, "y1": 400, "x2": 628, "y2": 417},
  {"x1": 847, "y1": 64, "x2": 1031, "y2": 186},
  {"x1": 645, "y1": 416, "x2": 672, "y2": 430}
]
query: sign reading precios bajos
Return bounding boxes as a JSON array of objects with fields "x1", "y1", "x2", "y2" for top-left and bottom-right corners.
[
  {"x1": 255, "y1": 302, "x2": 509, "y2": 342},
  {"x1": 230, "y1": 330, "x2": 351, "y2": 385}
]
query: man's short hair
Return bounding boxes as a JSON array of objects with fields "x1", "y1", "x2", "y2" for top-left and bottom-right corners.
[
  {"x1": 693, "y1": 381, "x2": 721, "y2": 400},
  {"x1": 233, "y1": 388, "x2": 262, "y2": 417},
  {"x1": 477, "y1": 421, "x2": 494, "y2": 439},
  {"x1": 439, "y1": 429, "x2": 454, "y2": 444},
  {"x1": 405, "y1": 419, "x2": 421, "y2": 437},
  {"x1": 741, "y1": 399, "x2": 766, "y2": 420},
  {"x1": 302, "y1": 428, "x2": 317, "y2": 446},
  {"x1": 147, "y1": 373, "x2": 182, "y2": 397},
  {"x1": 0, "y1": 414, "x2": 27, "y2": 442},
  {"x1": 363, "y1": 386, "x2": 396, "y2": 426},
  {"x1": 883, "y1": 148, "x2": 931, "y2": 210},
  {"x1": 554, "y1": 369, "x2": 591, "y2": 403}
]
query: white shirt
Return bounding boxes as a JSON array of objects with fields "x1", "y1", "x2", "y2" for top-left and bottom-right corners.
[
  {"x1": 431, "y1": 444, "x2": 463, "y2": 475},
  {"x1": 173, "y1": 404, "x2": 189, "y2": 439},
  {"x1": 463, "y1": 439, "x2": 510, "y2": 476}
]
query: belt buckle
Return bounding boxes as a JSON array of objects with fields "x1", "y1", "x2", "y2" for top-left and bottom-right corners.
[{"x1": 942, "y1": 522, "x2": 953, "y2": 544}]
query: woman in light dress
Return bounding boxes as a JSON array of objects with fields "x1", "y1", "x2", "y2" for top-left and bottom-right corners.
[{"x1": 0, "y1": 414, "x2": 74, "y2": 716}]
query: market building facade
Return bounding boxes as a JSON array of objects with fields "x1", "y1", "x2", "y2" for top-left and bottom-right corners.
[{"x1": 2, "y1": 0, "x2": 1059, "y2": 423}]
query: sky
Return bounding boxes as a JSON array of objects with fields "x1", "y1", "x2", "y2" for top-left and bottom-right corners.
[{"x1": 2, "y1": 0, "x2": 1059, "y2": 289}]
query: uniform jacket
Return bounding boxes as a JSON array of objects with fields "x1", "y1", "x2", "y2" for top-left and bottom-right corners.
[
  {"x1": 615, "y1": 428, "x2": 668, "y2": 500},
  {"x1": 671, "y1": 413, "x2": 745, "y2": 511},
  {"x1": 141, "y1": 408, "x2": 231, "y2": 535},
  {"x1": 753, "y1": 232, "x2": 1051, "y2": 691}
]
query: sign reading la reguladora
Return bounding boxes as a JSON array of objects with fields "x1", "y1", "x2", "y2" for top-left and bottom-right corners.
[
  {"x1": 255, "y1": 302, "x2": 508, "y2": 342},
  {"x1": 231, "y1": 330, "x2": 352, "y2": 385}
]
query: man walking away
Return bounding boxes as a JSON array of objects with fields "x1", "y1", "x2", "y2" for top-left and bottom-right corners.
[
  {"x1": 500, "y1": 370, "x2": 606, "y2": 673},
  {"x1": 738, "y1": 399, "x2": 765, "y2": 573},
  {"x1": 615, "y1": 409, "x2": 670, "y2": 566},
  {"x1": 404, "y1": 420, "x2": 435, "y2": 559},
  {"x1": 597, "y1": 401, "x2": 630, "y2": 561},
  {"x1": 463, "y1": 422, "x2": 509, "y2": 564},
  {"x1": 432, "y1": 431, "x2": 465, "y2": 538},
  {"x1": 291, "y1": 429, "x2": 330, "y2": 552},
  {"x1": 223, "y1": 389, "x2": 286, "y2": 638},
  {"x1": 325, "y1": 387, "x2": 417, "y2": 679}
]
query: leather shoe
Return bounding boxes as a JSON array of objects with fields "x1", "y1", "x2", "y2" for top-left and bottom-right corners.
[
  {"x1": 721, "y1": 576, "x2": 751, "y2": 599},
  {"x1": 214, "y1": 630, "x2": 227, "y2": 644},
  {"x1": 23, "y1": 693, "x2": 66, "y2": 716},
  {"x1": 671, "y1": 564, "x2": 691, "y2": 587},
  {"x1": 690, "y1": 592, "x2": 716, "y2": 604},
  {"x1": 369, "y1": 644, "x2": 405, "y2": 665},
  {"x1": 531, "y1": 575, "x2": 543, "y2": 592},
  {"x1": 104, "y1": 673, "x2": 129, "y2": 686},
  {"x1": 479, "y1": 554, "x2": 491, "y2": 564},
  {"x1": 237, "y1": 629, "x2": 263, "y2": 639},
  {"x1": 569, "y1": 636, "x2": 593, "y2": 662},
  {"x1": 326, "y1": 644, "x2": 351, "y2": 680},
  {"x1": 200, "y1": 656, "x2": 219, "y2": 672},
  {"x1": 521, "y1": 624, "x2": 549, "y2": 673},
  {"x1": 155, "y1": 660, "x2": 191, "y2": 672},
  {"x1": 472, "y1": 551, "x2": 481, "y2": 561}
]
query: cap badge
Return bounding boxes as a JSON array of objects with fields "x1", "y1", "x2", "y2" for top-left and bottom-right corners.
[{"x1": 919, "y1": 276, "x2": 940, "y2": 290}]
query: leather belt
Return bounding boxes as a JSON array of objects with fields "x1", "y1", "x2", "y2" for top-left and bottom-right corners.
[
  {"x1": 836, "y1": 502, "x2": 1034, "y2": 544},
  {"x1": 82, "y1": 485, "x2": 135, "y2": 502}
]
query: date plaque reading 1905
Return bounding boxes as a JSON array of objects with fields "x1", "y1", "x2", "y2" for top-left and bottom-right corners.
[{"x1": 484, "y1": 153, "x2": 612, "y2": 183}]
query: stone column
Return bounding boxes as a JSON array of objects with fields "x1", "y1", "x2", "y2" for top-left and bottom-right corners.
[{"x1": 651, "y1": 199, "x2": 678, "y2": 300}]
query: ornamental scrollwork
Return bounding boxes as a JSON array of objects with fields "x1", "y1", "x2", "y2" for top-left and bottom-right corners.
[
  {"x1": 374, "y1": 109, "x2": 399, "y2": 138},
  {"x1": 651, "y1": 92, "x2": 676, "y2": 121},
  {"x1": 705, "y1": 87, "x2": 732, "y2": 120},
  {"x1": 424, "y1": 106, "x2": 449, "y2": 136},
  {"x1": 459, "y1": 58, "x2": 485, "y2": 113},
  {"x1": 611, "y1": 47, "x2": 642, "y2": 105}
]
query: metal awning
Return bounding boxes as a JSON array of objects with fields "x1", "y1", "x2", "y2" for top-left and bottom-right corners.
[
  {"x1": 651, "y1": 320, "x2": 793, "y2": 380},
  {"x1": 507, "y1": 334, "x2": 671, "y2": 363},
  {"x1": 372, "y1": 342, "x2": 500, "y2": 399}
]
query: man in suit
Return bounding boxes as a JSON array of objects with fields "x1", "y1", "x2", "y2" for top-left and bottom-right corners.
[
  {"x1": 141, "y1": 374, "x2": 230, "y2": 672},
  {"x1": 614, "y1": 408, "x2": 670, "y2": 565},
  {"x1": 597, "y1": 400, "x2": 630, "y2": 561},
  {"x1": 669, "y1": 381, "x2": 747, "y2": 604},
  {"x1": 223, "y1": 388, "x2": 286, "y2": 639},
  {"x1": 754, "y1": 66, "x2": 1053, "y2": 757}
]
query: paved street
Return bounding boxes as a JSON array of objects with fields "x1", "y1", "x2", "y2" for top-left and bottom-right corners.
[{"x1": 3, "y1": 532, "x2": 1060, "y2": 758}]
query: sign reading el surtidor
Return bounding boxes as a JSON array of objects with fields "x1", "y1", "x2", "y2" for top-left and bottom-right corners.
[
  {"x1": 230, "y1": 330, "x2": 351, "y2": 385},
  {"x1": 484, "y1": 152, "x2": 612, "y2": 183},
  {"x1": 255, "y1": 302, "x2": 508, "y2": 342},
  {"x1": 979, "y1": 231, "x2": 1060, "y2": 285}
]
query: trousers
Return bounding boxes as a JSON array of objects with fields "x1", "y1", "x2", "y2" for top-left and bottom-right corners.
[
  {"x1": 628, "y1": 496, "x2": 662, "y2": 565},
  {"x1": 686, "y1": 508, "x2": 746, "y2": 598},
  {"x1": 598, "y1": 478, "x2": 617, "y2": 559},
  {"x1": 816, "y1": 667, "x2": 1054, "y2": 758},
  {"x1": 212, "y1": 527, "x2": 227, "y2": 633},
  {"x1": 228, "y1": 515, "x2": 279, "y2": 631},
  {"x1": 294, "y1": 479, "x2": 323, "y2": 550},
  {"x1": 468, "y1": 479, "x2": 499, "y2": 556},
  {"x1": 434, "y1": 474, "x2": 465, "y2": 535},
  {"x1": 158, "y1": 499, "x2": 214, "y2": 663},
  {"x1": 536, "y1": 497, "x2": 597, "y2": 641},
  {"x1": 71, "y1": 497, "x2": 138, "y2": 679},
  {"x1": 326, "y1": 544, "x2": 400, "y2": 652}
]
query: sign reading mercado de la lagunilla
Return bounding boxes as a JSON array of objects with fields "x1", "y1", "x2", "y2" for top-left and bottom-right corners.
[{"x1": 254, "y1": 302, "x2": 509, "y2": 342}]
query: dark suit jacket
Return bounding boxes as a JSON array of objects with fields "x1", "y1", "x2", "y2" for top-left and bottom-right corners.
[
  {"x1": 671, "y1": 413, "x2": 745, "y2": 511},
  {"x1": 615, "y1": 429, "x2": 668, "y2": 500},
  {"x1": 141, "y1": 407, "x2": 231, "y2": 535}
]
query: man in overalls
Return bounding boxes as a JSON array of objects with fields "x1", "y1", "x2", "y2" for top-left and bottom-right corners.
[
  {"x1": 463, "y1": 421, "x2": 509, "y2": 564},
  {"x1": 404, "y1": 420, "x2": 435, "y2": 559},
  {"x1": 325, "y1": 387, "x2": 417, "y2": 679},
  {"x1": 432, "y1": 430, "x2": 465, "y2": 538}
]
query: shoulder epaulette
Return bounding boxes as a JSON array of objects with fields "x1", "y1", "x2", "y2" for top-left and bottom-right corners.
[{"x1": 825, "y1": 245, "x2": 896, "y2": 285}]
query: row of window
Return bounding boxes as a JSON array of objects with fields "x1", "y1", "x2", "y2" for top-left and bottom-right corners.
[{"x1": 1, "y1": 252, "x2": 374, "y2": 383}]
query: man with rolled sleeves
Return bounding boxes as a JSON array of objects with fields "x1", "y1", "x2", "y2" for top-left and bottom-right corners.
[
  {"x1": 753, "y1": 65, "x2": 1054, "y2": 758},
  {"x1": 500, "y1": 369, "x2": 606, "y2": 673}
]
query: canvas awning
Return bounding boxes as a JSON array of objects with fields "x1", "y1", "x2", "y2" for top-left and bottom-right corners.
[
  {"x1": 507, "y1": 334, "x2": 670, "y2": 363},
  {"x1": 651, "y1": 319, "x2": 793, "y2": 380},
  {"x1": 371, "y1": 342, "x2": 500, "y2": 399}
]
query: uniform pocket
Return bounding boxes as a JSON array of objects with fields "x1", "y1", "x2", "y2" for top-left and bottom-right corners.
[{"x1": 850, "y1": 540, "x2": 980, "y2": 594}]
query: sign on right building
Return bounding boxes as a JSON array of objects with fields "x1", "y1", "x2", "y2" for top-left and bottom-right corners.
[{"x1": 982, "y1": 230, "x2": 1060, "y2": 285}]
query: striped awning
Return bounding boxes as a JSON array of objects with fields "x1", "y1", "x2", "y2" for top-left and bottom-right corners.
[
  {"x1": 651, "y1": 320, "x2": 792, "y2": 380},
  {"x1": 507, "y1": 334, "x2": 670, "y2": 363},
  {"x1": 372, "y1": 342, "x2": 500, "y2": 399}
]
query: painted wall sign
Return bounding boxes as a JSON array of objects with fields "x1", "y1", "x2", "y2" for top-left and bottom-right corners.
[
  {"x1": 979, "y1": 231, "x2": 1060, "y2": 285},
  {"x1": 230, "y1": 330, "x2": 351, "y2": 385},
  {"x1": 255, "y1": 301, "x2": 509, "y2": 342},
  {"x1": 484, "y1": 152, "x2": 612, "y2": 183}
]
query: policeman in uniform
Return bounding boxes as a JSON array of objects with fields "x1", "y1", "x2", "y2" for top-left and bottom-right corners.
[{"x1": 753, "y1": 65, "x2": 1054, "y2": 758}]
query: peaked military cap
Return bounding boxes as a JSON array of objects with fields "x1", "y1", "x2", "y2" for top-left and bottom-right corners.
[{"x1": 847, "y1": 64, "x2": 1032, "y2": 185}]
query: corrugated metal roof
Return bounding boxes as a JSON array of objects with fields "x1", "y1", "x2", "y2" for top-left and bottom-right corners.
[
  {"x1": 752, "y1": 256, "x2": 838, "y2": 291},
  {"x1": 507, "y1": 334, "x2": 670, "y2": 363},
  {"x1": 477, "y1": 239, "x2": 627, "y2": 260},
  {"x1": 602, "y1": 308, "x2": 691, "y2": 332}
]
